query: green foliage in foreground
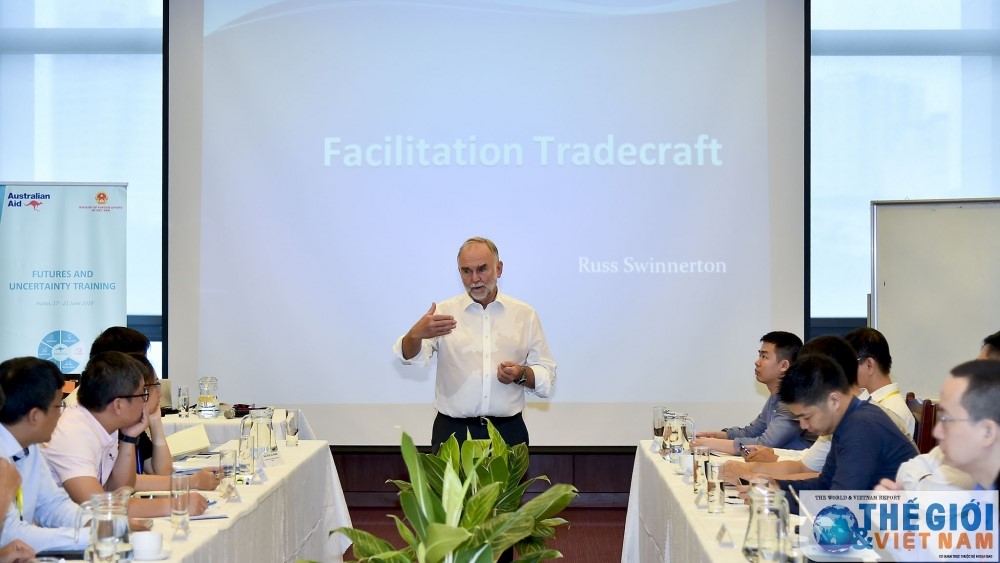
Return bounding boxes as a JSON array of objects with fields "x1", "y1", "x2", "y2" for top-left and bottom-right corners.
[{"x1": 332, "y1": 422, "x2": 577, "y2": 563}]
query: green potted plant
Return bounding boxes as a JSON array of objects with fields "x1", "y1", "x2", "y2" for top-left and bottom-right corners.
[{"x1": 333, "y1": 421, "x2": 578, "y2": 562}]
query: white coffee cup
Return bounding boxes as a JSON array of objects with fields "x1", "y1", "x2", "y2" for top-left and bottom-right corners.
[{"x1": 131, "y1": 530, "x2": 163, "y2": 557}]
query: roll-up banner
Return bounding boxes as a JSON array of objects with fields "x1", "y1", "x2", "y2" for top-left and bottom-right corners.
[{"x1": 0, "y1": 182, "x2": 127, "y2": 373}]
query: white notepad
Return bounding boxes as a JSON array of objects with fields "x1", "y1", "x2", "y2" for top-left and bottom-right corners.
[{"x1": 166, "y1": 425, "x2": 211, "y2": 458}]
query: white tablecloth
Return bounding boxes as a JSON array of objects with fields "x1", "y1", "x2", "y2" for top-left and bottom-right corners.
[
  {"x1": 147, "y1": 439, "x2": 351, "y2": 562},
  {"x1": 622, "y1": 441, "x2": 753, "y2": 562},
  {"x1": 161, "y1": 409, "x2": 316, "y2": 451}
]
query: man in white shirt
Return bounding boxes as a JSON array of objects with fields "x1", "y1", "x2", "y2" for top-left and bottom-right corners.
[
  {"x1": 42, "y1": 352, "x2": 209, "y2": 519},
  {"x1": 394, "y1": 237, "x2": 557, "y2": 451},
  {"x1": 879, "y1": 359, "x2": 1000, "y2": 492},
  {"x1": 0, "y1": 357, "x2": 87, "y2": 553},
  {"x1": 844, "y1": 327, "x2": 915, "y2": 437}
]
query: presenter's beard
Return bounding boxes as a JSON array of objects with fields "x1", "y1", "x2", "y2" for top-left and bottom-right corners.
[{"x1": 468, "y1": 282, "x2": 495, "y2": 303}]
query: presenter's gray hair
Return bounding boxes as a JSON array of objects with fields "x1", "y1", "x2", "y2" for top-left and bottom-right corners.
[{"x1": 457, "y1": 237, "x2": 499, "y2": 262}]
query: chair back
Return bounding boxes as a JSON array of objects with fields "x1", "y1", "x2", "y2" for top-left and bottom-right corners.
[{"x1": 906, "y1": 391, "x2": 939, "y2": 454}]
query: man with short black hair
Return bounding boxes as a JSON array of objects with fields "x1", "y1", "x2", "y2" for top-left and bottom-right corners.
[
  {"x1": 844, "y1": 327, "x2": 915, "y2": 436},
  {"x1": 0, "y1": 357, "x2": 87, "y2": 552},
  {"x1": 89, "y1": 326, "x2": 150, "y2": 357},
  {"x1": 773, "y1": 354, "x2": 917, "y2": 507},
  {"x1": 978, "y1": 330, "x2": 1000, "y2": 360},
  {"x1": 42, "y1": 352, "x2": 209, "y2": 518},
  {"x1": 693, "y1": 331, "x2": 814, "y2": 454}
]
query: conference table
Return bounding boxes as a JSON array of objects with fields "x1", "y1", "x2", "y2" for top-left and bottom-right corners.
[
  {"x1": 622, "y1": 440, "x2": 756, "y2": 562},
  {"x1": 135, "y1": 439, "x2": 351, "y2": 562},
  {"x1": 161, "y1": 408, "x2": 315, "y2": 450}
]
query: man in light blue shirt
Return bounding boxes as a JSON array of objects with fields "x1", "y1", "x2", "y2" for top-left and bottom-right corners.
[
  {"x1": 693, "y1": 331, "x2": 814, "y2": 454},
  {"x1": 0, "y1": 357, "x2": 87, "y2": 553}
]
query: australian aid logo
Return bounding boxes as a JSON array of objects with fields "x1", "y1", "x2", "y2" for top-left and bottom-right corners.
[
  {"x1": 5, "y1": 190, "x2": 51, "y2": 210},
  {"x1": 802, "y1": 490, "x2": 998, "y2": 561}
]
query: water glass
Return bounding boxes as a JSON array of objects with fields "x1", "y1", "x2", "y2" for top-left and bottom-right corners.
[
  {"x1": 285, "y1": 410, "x2": 300, "y2": 447},
  {"x1": 651, "y1": 406, "x2": 665, "y2": 453},
  {"x1": 693, "y1": 445, "x2": 711, "y2": 495},
  {"x1": 170, "y1": 472, "x2": 191, "y2": 537},
  {"x1": 218, "y1": 449, "x2": 237, "y2": 499},
  {"x1": 176, "y1": 386, "x2": 191, "y2": 418},
  {"x1": 707, "y1": 461, "x2": 725, "y2": 514},
  {"x1": 238, "y1": 434, "x2": 256, "y2": 476}
]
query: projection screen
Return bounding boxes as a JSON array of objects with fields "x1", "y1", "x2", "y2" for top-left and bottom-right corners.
[{"x1": 168, "y1": 0, "x2": 805, "y2": 446}]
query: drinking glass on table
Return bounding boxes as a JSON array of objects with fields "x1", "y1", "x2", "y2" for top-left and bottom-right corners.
[
  {"x1": 170, "y1": 472, "x2": 191, "y2": 538},
  {"x1": 652, "y1": 406, "x2": 666, "y2": 453},
  {"x1": 238, "y1": 434, "x2": 256, "y2": 477},
  {"x1": 285, "y1": 410, "x2": 300, "y2": 447},
  {"x1": 176, "y1": 386, "x2": 191, "y2": 418}
]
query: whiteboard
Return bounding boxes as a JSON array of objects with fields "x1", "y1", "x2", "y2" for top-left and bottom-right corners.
[{"x1": 871, "y1": 199, "x2": 1000, "y2": 399}]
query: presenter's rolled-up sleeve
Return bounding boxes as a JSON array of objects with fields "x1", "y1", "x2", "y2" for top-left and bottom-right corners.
[
  {"x1": 524, "y1": 311, "x2": 556, "y2": 398},
  {"x1": 392, "y1": 335, "x2": 434, "y2": 365}
]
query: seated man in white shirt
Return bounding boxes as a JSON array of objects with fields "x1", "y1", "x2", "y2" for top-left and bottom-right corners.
[
  {"x1": 878, "y1": 359, "x2": 1000, "y2": 492},
  {"x1": 42, "y1": 352, "x2": 209, "y2": 519},
  {"x1": 0, "y1": 357, "x2": 87, "y2": 553},
  {"x1": 844, "y1": 327, "x2": 915, "y2": 437}
]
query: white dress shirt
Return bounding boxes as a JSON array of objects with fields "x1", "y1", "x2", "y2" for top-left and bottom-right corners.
[
  {"x1": 895, "y1": 446, "x2": 974, "y2": 491},
  {"x1": 866, "y1": 383, "x2": 916, "y2": 437},
  {"x1": 0, "y1": 424, "x2": 87, "y2": 552},
  {"x1": 42, "y1": 404, "x2": 119, "y2": 487},
  {"x1": 394, "y1": 291, "x2": 556, "y2": 418}
]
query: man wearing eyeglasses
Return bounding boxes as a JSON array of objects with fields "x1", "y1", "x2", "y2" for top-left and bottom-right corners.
[
  {"x1": 929, "y1": 360, "x2": 1000, "y2": 491},
  {"x1": 0, "y1": 356, "x2": 88, "y2": 553},
  {"x1": 42, "y1": 352, "x2": 209, "y2": 518}
]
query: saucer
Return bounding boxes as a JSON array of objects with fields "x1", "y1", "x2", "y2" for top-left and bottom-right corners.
[{"x1": 133, "y1": 548, "x2": 171, "y2": 561}]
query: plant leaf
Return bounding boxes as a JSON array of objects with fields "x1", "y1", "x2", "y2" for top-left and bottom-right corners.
[
  {"x1": 441, "y1": 463, "x2": 468, "y2": 527},
  {"x1": 506, "y1": 444, "x2": 530, "y2": 487},
  {"x1": 477, "y1": 456, "x2": 510, "y2": 490},
  {"x1": 330, "y1": 526, "x2": 397, "y2": 558},
  {"x1": 421, "y1": 453, "x2": 448, "y2": 496},
  {"x1": 386, "y1": 479, "x2": 413, "y2": 493},
  {"x1": 437, "y1": 435, "x2": 461, "y2": 475},
  {"x1": 453, "y1": 542, "x2": 494, "y2": 563},
  {"x1": 423, "y1": 522, "x2": 473, "y2": 563},
  {"x1": 516, "y1": 484, "x2": 578, "y2": 521},
  {"x1": 471, "y1": 510, "x2": 535, "y2": 556},
  {"x1": 486, "y1": 419, "x2": 508, "y2": 461},
  {"x1": 512, "y1": 549, "x2": 563, "y2": 563},
  {"x1": 400, "y1": 432, "x2": 444, "y2": 528},
  {"x1": 459, "y1": 481, "x2": 502, "y2": 529},
  {"x1": 389, "y1": 514, "x2": 417, "y2": 547},
  {"x1": 495, "y1": 477, "x2": 544, "y2": 513},
  {"x1": 400, "y1": 490, "x2": 429, "y2": 540}
]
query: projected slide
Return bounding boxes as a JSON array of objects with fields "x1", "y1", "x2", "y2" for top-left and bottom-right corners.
[{"x1": 187, "y1": 0, "x2": 804, "y2": 444}]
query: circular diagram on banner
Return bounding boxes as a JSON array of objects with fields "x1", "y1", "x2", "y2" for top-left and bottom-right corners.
[{"x1": 38, "y1": 330, "x2": 87, "y2": 373}]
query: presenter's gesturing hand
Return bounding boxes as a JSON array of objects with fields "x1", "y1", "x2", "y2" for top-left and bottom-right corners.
[
  {"x1": 401, "y1": 303, "x2": 456, "y2": 359},
  {"x1": 409, "y1": 303, "x2": 457, "y2": 339}
]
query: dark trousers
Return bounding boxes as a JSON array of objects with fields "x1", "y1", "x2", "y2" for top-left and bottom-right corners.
[
  {"x1": 431, "y1": 412, "x2": 527, "y2": 563},
  {"x1": 431, "y1": 412, "x2": 528, "y2": 453}
]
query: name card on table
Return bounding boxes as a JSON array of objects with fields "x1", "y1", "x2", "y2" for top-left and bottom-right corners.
[{"x1": 261, "y1": 450, "x2": 283, "y2": 468}]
